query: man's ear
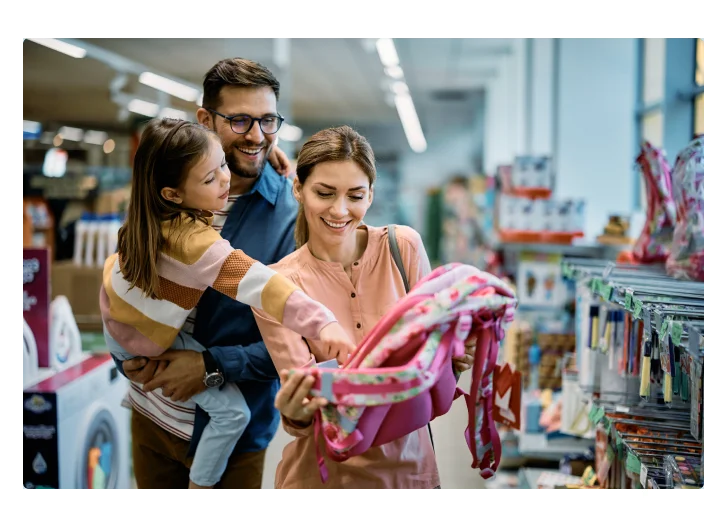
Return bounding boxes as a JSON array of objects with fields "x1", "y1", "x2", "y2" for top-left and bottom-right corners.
[
  {"x1": 196, "y1": 108, "x2": 213, "y2": 129},
  {"x1": 161, "y1": 187, "x2": 183, "y2": 204},
  {"x1": 293, "y1": 177, "x2": 303, "y2": 203}
]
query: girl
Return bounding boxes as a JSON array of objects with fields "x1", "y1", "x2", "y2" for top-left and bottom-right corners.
[{"x1": 100, "y1": 118, "x2": 354, "y2": 489}]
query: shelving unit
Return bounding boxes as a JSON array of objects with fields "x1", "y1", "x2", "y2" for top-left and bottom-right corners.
[{"x1": 561, "y1": 258, "x2": 704, "y2": 488}]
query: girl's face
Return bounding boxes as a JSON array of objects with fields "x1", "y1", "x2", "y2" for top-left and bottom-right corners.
[
  {"x1": 161, "y1": 138, "x2": 231, "y2": 211},
  {"x1": 295, "y1": 160, "x2": 373, "y2": 248}
]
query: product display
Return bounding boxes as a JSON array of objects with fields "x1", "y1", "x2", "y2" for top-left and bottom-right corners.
[
  {"x1": 633, "y1": 141, "x2": 676, "y2": 263},
  {"x1": 666, "y1": 135, "x2": 704, "y2": 281},
  {"x1": 562, "y1": 258, "x2": 704, "y2": 488},
  {"x1": 297, "y1": 263, "x2": 517, "y2": 482},
  {"x1": 24, "y1": 248, "x2": 51, "y2": 368}
]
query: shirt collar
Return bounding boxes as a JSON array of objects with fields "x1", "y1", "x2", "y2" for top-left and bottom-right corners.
[{"x1": 245, "y1": 162, "x2": 283, "y2": 206}]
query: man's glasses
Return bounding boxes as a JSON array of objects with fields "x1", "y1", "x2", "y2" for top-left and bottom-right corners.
[{"x1": 207, "y1": 109, "x2": 284, "y2": 135}]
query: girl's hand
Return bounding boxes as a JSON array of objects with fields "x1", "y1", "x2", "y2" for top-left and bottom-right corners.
[
  {"x1": 319, "y1": 322, "x2": 356, "y2": 365},
  {"x1": 453, "y1": 335, "x2": 477, "y2": 373}
]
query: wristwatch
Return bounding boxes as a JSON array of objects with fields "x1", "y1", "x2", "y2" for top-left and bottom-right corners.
[{"x1": 202, "y1": 349, "x2": 224, "y2": 388}]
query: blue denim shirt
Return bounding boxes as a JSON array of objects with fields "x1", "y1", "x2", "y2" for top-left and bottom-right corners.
[{"x1": 114, "y1": 163, "x2": 297, "y2": 456}]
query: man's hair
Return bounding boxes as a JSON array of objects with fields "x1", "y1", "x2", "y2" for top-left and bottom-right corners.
[{"x1": 202, "y1": 58, "x2": 280, "y2": 110}]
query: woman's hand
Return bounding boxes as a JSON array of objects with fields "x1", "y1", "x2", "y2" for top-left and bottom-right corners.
[
  {"x1": 275, "y1": 370, "x2": 328, "y2": 427},
  {"x1": 452, "y1": 335, "x2": 477, "y2": 374},
  {"x1": 268, "y1": 145, "x2": 292, "y2": 176}
]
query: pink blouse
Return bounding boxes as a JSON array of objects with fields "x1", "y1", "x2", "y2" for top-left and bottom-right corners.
[{"x1": 253, "y1": 224, "x2": 440, "y2": 489}]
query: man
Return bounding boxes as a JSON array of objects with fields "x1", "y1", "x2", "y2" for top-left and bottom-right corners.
[{"x1": 115, "y1": 58, "x2": 298, "y2": 489}]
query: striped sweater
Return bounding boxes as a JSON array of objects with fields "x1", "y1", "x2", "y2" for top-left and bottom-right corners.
[{"x1": 100, "y1": 211, "x2": 336, "y2": 357}]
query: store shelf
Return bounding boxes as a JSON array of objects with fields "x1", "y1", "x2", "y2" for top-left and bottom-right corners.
[
  {"x1": 498, "y1": 241, "x2": 626, "y2": 258},
  {"x1": 561, "y1": 259, "x2": 704, "y2": 365},
  {"x1": 518, "y1": 431, "x2": 594, "y2": 461}
]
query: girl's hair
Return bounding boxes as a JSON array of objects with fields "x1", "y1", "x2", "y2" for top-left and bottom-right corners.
[
  {"x1": 294, "y1": 126, "x2": 376, "y2": 248},
  {"x1": 117, "y1": 118, "x2": 217, "y2": 299}
]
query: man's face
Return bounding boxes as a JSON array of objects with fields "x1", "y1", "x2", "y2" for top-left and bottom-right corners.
[{"x1": 208, "y1": 85, "x2": 278, "y2": 180}]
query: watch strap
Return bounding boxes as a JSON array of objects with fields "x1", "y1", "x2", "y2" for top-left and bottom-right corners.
[{"x1": 202, "y1": 348, "x2": 220, "y2": 375}]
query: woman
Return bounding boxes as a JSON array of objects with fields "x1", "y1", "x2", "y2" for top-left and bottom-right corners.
[{"x1": 253, "y1": 126, "x2": 475, "y2": 489}]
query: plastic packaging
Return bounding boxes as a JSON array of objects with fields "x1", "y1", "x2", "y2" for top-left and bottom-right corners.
[
  {"x1": 633, "y1": 142, "x2": 676, "y2": 263},
  {"x1": 666, "y1": 135, "x2": 704, "y2": 281},
  {"x1": 23, "y1": 318, "x2": 39, "y2": 388},
  {"x1": 49, "y1": 295, "x2": 82, "y2": 370}
]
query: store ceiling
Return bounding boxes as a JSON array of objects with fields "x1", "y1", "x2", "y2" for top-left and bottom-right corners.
[{"x1": 23, "y1": 38, "x2": 515, "y2": 135}]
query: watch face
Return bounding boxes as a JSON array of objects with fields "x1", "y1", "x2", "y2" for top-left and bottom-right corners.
[{"x1": 204, "y1": 372, "x2": 224, "y2": 388}]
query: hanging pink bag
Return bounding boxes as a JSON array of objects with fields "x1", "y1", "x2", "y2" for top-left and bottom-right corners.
[
  {"x1": 293, "y1": 263, "x2": 517, "y2": 482},
  {"x1": 633, "y1": 141, "x2": 676, "y2": 263},
  {"x1": 666, "y1": 135, "x2": 704, "y2": 281}
]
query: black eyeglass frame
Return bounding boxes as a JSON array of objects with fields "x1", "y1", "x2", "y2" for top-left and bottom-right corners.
[{"x1": 206, "y1": 108, "x2": 285, "y2": 135}]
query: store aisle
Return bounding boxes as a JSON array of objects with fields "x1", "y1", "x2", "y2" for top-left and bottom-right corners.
[{"x1": 262, "y1": 371, "x2": 487, "y2": 489}]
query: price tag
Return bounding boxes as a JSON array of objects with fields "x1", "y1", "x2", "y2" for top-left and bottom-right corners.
[
  {"x1": 634, "y1": 299, "x2": 643, "y2": 319},
  {"x1": 640, "y1": 464, "x2": 648, "y2": 487},
  {"x1": 615, "y1": 405, "x2": 630, "y2": 413},
  {"x1": 591, "y1": 278, "x2": 601, "y2": 294},
  {"x1": 661, "y1": 318, "x2": 670, "y2": 342},
  {"x1": 601, "y1": 283, "x2": 613, "y2": 301},
  {"x1": 671, "y1": 322, "x2": 683, "y2": 346},
  {"x1": 626, "y1": 452, "x2": 641, "y2": 474},
  {"x1": 654, "y1": 311, "x2": 663, "y2": 333},
  {"x1": 625, "y1": 290, "x2": 634, "y2": 310},
  {"x1": 594, "y1": 406, "x2": 605, "y2": 423}
]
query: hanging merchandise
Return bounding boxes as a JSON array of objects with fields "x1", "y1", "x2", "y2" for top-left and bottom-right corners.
[
  {"x1": 561, "y1": 258, "x2": 704, "y2": 488},
  {"x1": 49, "y1": 296, "x2": 83, "y2": 370},
  {"x1": 632, "y1": 141, "x2": 676, "y2": 263},
  {"x1": 666, "y1": 135, "x2": 704, "y2": 281},
  {"x1": 294, "y1": 263, "x2": 517, "y2": 482}
]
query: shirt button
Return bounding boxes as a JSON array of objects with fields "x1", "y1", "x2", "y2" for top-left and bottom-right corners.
[
  {"x1": 356, "y1": 323, "x2": 361, "y2": 329},
  {"x1": 351, "y1": 293, "x2": 356, "y2": 298},
  {"x1": 354, "y1": 262, "x2": 359, "y2": 266}
]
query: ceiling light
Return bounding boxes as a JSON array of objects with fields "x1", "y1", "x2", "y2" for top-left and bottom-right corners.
[
  {"x1": 23, "y1": 120, "x2": 42, "y2": 134},
  {"x1": 394, "y1": 93, "x2": 427, "y2": 154},
  {"x1": 278, "y1": 123, "x2": 303, "y2": 142},
  {"x1": 53, "y1": 135, "x2": 63, "y2": 147},
  {"x1": 196, "y1": 94, "x2": 203, "y2": 107},
  {"x1": 384, "y1": 66, "x2": 404, "y2": 79},
  {"x1": 139, "y1": 72, "x2": 200, "y2": 102},
  {"x1": 103, "y1": 139, "x2": 116, "y2": 154},
  {"x1": 27, "y1": 38, "x2": 86, "y2": 59},
  {"x1": 391, "y1": 81, "x2": 409, "y2": 95},
  {"x1": 376, "y1": 39, "x2": 399, "y2": 68},
  {"x1": 158, "y1": 107, "x2": 189, "y2": 121},
  {"x1": 84, "y1": 130, "x2": 108, "y2": 145},
  {"x1": 127, "y1": 99, "x2": 159, "y2": 117},
  {"x1": 58, "y1": 126, "x2": 84, "y2": 142}
]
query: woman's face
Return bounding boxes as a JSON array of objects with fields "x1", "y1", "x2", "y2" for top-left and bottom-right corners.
[{"x1": 295, "y1": 160, "x2": 374, "y2": 247}]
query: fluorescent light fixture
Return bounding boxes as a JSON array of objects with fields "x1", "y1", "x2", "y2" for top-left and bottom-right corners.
[
  {"x1": 159, "y1": 107, "x2": 189, "y2": 121},
  {"x1": 376, "y1": 38, "x2": 399, "y2": 68},
  {"x1": 391, "y1": 81, "x2": 409, "y2": 95},
  {"x1": 27, "y1": 38, "x2": 86, "y2": 59},
  {"x1": 58, "y1": 126, "x2": 84, "y2": 142},
  {"x1": 139, "y1": 72, "x2": 200, "y2": 102},
  {"x1": 103, "y1": 139, "x2": 116, "y2": 154},
  {"x1": 384, "y1": 65, "x2": 404, "y2": 79},
  {"x1": 23, "y1": 120, "x2": 42, "y2": 134},
  {"x1": 278, "y1": 123, "x2": 303, "y2": 142},
  {"x1": 83, "y1": 130, "x2": 108, "y2": 145},
  {"x1": 394, "y1": 93, "x2": 427, "y2": 154},
  {"x1": 127, "y1": 99, "x2": 159, "y2": 117}
]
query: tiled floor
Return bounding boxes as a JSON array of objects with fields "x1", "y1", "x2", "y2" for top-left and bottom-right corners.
[{"x1": 262, "y1": 370, "x2": 487, "y2": 489}]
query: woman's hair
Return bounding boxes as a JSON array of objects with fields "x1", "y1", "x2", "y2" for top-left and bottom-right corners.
[
  {"x1": 117, "y1": 117, "x2": 217, "y2": 299},
  {"x1": 294, "y1": 126, "x2": 376, "y2": 248}
]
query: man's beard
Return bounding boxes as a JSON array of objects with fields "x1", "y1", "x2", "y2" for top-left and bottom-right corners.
[{"x1": 225, "y1": 143, "x2": 272, "y2": 180}]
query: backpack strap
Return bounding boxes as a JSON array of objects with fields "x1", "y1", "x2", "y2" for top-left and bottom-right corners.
[
  {"x1": 387, "y1": 224, "x2": 435, "y2": 451},
  {"x1": 458, "y1": 317, "x2": 503, "y2": 479}
]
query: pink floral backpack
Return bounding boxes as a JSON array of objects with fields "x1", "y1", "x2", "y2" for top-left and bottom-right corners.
[
  {"x1": 294, "y1": 262, "x2": 517, "y2": 482},
  {"x1": 666, "y1": 135, "x2": 704, "y2": 281},
  {"x1": 633, "y1": 141, "x2": 676, "y2": 263}
]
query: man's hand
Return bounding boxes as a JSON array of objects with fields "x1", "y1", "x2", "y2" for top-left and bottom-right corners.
[
  {"x1": 142, "y1": 349, "x2": 207, "y2": 402},
  {"x1": 268, "y1": 145, "x2": 292, "y2": 176},
  {"x1": 452, "y1": 335, "x2": 477, "y2": 374}
]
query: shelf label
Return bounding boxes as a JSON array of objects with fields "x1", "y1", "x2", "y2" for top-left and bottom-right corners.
[
  {"x1": 634, "y1": 299, "x2": 643, "y2": 319},
  {"x1": 625, "y1": 290, "x2": 634, "y2": 310}
]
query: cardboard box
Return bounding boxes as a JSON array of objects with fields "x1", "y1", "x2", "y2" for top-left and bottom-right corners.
[
  {"x1": 24, "y1": 249, "x2": 51, "y2": 367},
  {"x1": 51, "y1": 261, "x2": 103, "y2": 332}
]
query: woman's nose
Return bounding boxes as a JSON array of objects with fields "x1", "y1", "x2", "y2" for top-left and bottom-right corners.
[{"x1": 329, "y1": 198, "x2": 348, "y2": 217}]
